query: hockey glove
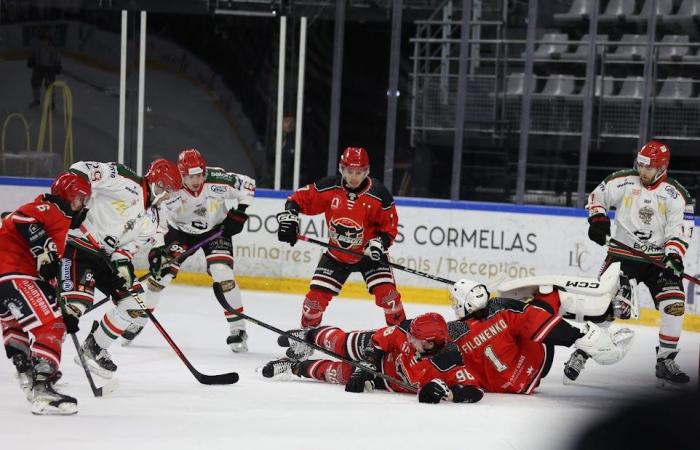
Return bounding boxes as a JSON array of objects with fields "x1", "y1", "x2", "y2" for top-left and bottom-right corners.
[
  {"x1": 32, "y1": 238, "x2": 60, "y2": 281},
  {"x1": 69, "y1": 208, "x2": 88, "y2": 229},
  {"x1": 148, "y1": 242, "x2": 187, "y2": 280},
  {"x1": 277, "y1": 210, "x2": 299, "y2": 246},
  {"x1": 221, "y1": 208, "x2": 249, "y2": 238},
  {"x1": 111, "y1": 255, "x2": 135, "y2": 290},
  {"x1": 662, "y1": 253, "x2": 684, "y2": 277},
  {"x1": 418, "y1": 379, "x2": 452, "y2": 404},
  {"x1": 363, "y1": 237, "x2": 386, "y2": 262},
  {"x1": 450, "y1": 385, "x2": 484, "y2": 403},
  {"x1": 61, "y1": 303, "x2": 82, "y2": 334},
  {"x1": 344, "y1": 364, "x2": 376, "y2": 393},
  {"x1": 587, "y1": 213, "x2": 611, "y2": 246}
]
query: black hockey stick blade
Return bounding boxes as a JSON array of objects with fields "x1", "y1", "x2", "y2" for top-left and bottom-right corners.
[{"x1": 212, "y1": 282, "x2": 416, "y2": 392}]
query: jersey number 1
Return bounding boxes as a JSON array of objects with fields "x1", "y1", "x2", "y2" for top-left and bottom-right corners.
[{"x1": 484, "y1": 345, "x2": 508, "y2": 373}]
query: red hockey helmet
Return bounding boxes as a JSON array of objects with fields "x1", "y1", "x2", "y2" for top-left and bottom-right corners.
[
  {"x1": 177, "y1": 148, "x2": 206, "y2": 177},
  {"x1": 145, "y1": 159, "x2": 182, "y2": 193},
  {"x1": 339, "y1": 147, "x2": 370, "y2": 188},
  {"x1": 409, "y1": 312, "x2": 450, "y2": 353},
  {"x1": 51, "y1": 172, "x2": 91, "y2": 206},
  {"x1": 636, "y1": 140, "x2": 670, "y2": 186}
]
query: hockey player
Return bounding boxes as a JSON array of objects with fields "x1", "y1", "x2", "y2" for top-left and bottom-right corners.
[
  {"x1": 448, "y1": 272, "x2": 634, "y2": 394},
  {"x1": 0, "y1": 172, "x2": 91, "y2": 414},
  {"x1": 262, "y1": 312, "x2": 484, "y2": 404},
  {"x1": 59, "y1": 159, "x2": 182, "y2": 378},
  {"x1": 276, "y1": 147, "x2": 406, "y2": 358},
  {"x1": 121, "y1": 148, "x2": 255, "y2": 352},
  {"x1": 583, "y1": 140, "x2": 694, "y2": 388}
]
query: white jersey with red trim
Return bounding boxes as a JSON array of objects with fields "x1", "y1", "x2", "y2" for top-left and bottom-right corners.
[
  {"x1": 587, "y1": 169, "x2": 694, "y2": 261},
  {"x1": 158, "y1": 168, "x2": 255, "y2": 238},
  {"x1": 66, "y1": 161, "x2": 159, "y2": 259}
]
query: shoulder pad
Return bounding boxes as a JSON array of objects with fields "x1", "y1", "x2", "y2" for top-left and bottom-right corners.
[
  {"x1": 430, "y1": 344, "x2": 464, "y2": 371},
  {"x1": 448, "y1": 320, "x2": 470, "y2": 340},
  {"x1": 665, "y1": 177, "x2": 693, "y2": 204},
  {"x1": 603, "y1": 169, "x2": 637, "y2": 183},
  {"x1": 366, "y1": 178, "x2": 395, "y2": 209},
  {"x1": 313, "y1": 175, "x2": 342, "y2": 192},
  {"x1": 205, "y1": 169, "x2": 237, "y2": 187},
  {"x1": 486, "y1": 298, "x2": 526, "y2": 317}
]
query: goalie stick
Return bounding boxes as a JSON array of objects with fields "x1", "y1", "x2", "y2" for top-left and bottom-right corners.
[
  {"x1": 296, "y1": 234, "x2": 456, "y2": 285},
  {"x1": 212, "y1": 282, "x2": 416, "y2": 392},
  {"x1": 84, "y1": 229, "x2": 224, "y2": 314}
]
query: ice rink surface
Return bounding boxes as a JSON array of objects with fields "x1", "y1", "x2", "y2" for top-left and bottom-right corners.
[{"x1": 2, "y1": 285, "x2": 698, "y2": 450}]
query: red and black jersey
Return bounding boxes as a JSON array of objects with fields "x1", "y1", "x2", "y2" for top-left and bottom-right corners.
[
  {"x1": 372, "y1": 320, "x2": 479, "y2": 393},
  {"x1": 288, "y1": 176, "x2": 399, "y2": 264},
  {"x1": 0, "y1": 194, "x2": 73, "y2": 276},
  {"x1": 451, "y1": 297, "x2": 562, "y2": 394}
]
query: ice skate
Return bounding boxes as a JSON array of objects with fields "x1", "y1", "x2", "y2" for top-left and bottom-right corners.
[
  {"x1": 277, "y1": 329, "x2": 314, "y2": 360},
  {"x1": 120, "y1": 322, "x2": 145, "y2": 347},
  {"x1": 75, "y1": 333, "x2": 117, "y2": 379},
  {"x1": 226, "y1": 329, "x2": 248, "y2": 353},
  {"x1": 656, "y1": 350, "x2": 690, "y2": 389},
  {"x1": 31, "y1": 376, "x2": 77, "y2": 415},
  {"x1": 261, "y1": 358, "x2": 302, "y2": 379}
]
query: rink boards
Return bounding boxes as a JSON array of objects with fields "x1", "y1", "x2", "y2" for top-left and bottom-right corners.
[{"x1": 1, "y1": 177, "x2": 698, "y2": 331}]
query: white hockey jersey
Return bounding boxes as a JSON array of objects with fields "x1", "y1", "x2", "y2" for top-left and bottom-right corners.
[
  {"x1": 159, "y1": 168, "x2": 255, "y2": 237},
  {"x1": 67, "y1": 161, "x2": 160, "y2": 260},
  {"x1": 587, "y1": 169, "x2": 694, "y2": 262}
]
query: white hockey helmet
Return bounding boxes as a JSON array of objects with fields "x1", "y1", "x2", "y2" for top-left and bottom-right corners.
[{"x1": 450, "y1": 279, "x2": 490, "y2": 319}]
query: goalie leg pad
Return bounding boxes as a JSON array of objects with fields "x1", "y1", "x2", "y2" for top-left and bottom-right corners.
[
  {"x1": 558, "y1": 290, "x2": 614, "y2": 322},
  {"x1": 574, "y1": 322, "x2": 634, "y2": 365}
]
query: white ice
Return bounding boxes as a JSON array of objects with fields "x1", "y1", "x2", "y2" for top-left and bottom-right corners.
[{"x1": 2, "y1": 285, "x2": 698, "y2": 450}]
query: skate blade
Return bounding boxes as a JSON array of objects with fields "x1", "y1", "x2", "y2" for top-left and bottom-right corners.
[
  {"x1": 229, "y1": 343, "x2": 249, "y2": 353},
  {"x1": 101, "y1": 378, "x2": 120, "y2": 395},
  {"x1": 74, "y1": 354, "x2": 115, "y2": 380},
  {"x1": 31, "y1": 401, "x2": 78, "y2": 415},
  {"x1": 656, "y1": 378, "x2": 690, "y2": 391},
  {"x1": 562, "y1": 375, "x2": 577, "y2": 385}
]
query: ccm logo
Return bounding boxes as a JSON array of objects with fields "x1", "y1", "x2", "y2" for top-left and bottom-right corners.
[{"x1": 565, "y1": 281, "x2": 600, "y2": 288}]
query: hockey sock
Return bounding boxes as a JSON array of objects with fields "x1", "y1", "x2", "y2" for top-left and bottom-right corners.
[
  {"x1": 2, "y1": 318, "x2": 30, "y2": 358},
  {"x1": 658, "y1": 298, "x2": 684, "y2": 354},
  {"x1": 301, "y1": 288, "x2": 333, "y2": 328},
  {"x1": 373, "y1": 284, "x2": 405, "y2": 325},
  {"x1": 30, "y1": 320, "x2": 65, "y2": 375},
  {"x1": 298, "y1": 359, "x2": 353, "y2": 385}
]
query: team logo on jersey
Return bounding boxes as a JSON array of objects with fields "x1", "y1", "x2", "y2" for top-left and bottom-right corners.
[
  {"x1": 112, "y1": 200, "x2": 129, "y2": 215},
  {"x1": 638, "y1": 206, "x2": 654, "y2": 224},
  {"x1": 194, "y1": 206, "x2": 207, "y2": 217},
  {"x1": 331, "y1": 196, "x2": 340, "y2": 210},
  {"x1": 329, "y1": 217, "x2": 364, "y2": 249},
  {"x1": 6, "y1": 301, "x2": 23, "y2": 320},
  {"x1": 123, "y1": 219, "x2": 136, "y2": 232}
]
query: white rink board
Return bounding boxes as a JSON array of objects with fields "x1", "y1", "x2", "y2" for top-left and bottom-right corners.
[{"x1": 1, "y1": 179, "x2": 698, "y2": 313}]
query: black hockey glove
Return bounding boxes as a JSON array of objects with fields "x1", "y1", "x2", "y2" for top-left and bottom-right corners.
[
  {"x1": 111, "y1": 257, "x2": 135, "y2": 290},
  {"x1": 221, "y1": 208, "x2": 248, "y2": 238},
  {"x1": 363, "y1": 237, "x2": 386, "y2": 263},
  {"x1": 61, "y1": 303, "x2": 82, "y2": 334},
  {"x1": 344, "y1": 364, "x2": 376, "y2": 393},
  {"x1": 418, "y1": 379, "x2": 452, "y2": 404},
  {"x1": 450, "y1": 385, "x2": 484, "y2": 403},
  {"x1": 149, "y1": 242, "x2": 187, "y2": 280},
  {"x1": 277, "y1": 210, "x2": 299, "y2": 246},
  {"x1": 662, "y1": 253, "x2": 684, "y2": 277},
  {"x1": 69, "y1": 208, "x2": 88, "y2": 229},
  {"x1": 32, "y1": 238, "x2": 60, "y2": 281},
  {"x1": 587, "y1": 213, "x2": 611, "y2": 246}
]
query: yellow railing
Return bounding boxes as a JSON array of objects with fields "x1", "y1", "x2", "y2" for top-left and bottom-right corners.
[
  {"x1": 0, "y1": 112, "x2": 31, "y2": 174},
  {"x1": 36, "y1": 80, "x2": 74, "y2": 169}
]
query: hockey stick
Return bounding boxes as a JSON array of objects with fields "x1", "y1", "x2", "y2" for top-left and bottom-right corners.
[
  {"x1": 212, "y1": 282, "x2": 416, "y2": 392},
  {"x1": 84, "y1": 229, "x2": 224, "y2": 314},
  {"x1": 607, "y1": 237, "x2": 700, "y2": 285},
  {"x1": 127, "y1": 287, "x2": 239, "y2": 385},
  {"x1": 57, "y1": 294, "x2": 119, "y2": 397},
  {"x1": 296, "y1": 234, "x2": 457, "y2": 285}
]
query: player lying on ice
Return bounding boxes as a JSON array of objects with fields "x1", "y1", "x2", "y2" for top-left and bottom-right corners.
[
  {"x1": 261, "y1": 312, "x2": 485, "y2": 404},
  {"x1": 448, "y1": 262, "x2": 635, "y2": 394}
]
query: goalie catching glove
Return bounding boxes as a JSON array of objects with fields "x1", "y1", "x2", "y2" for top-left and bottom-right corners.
[{"x1": 574, "y1": 322, "x2": 634, "y2": 365}]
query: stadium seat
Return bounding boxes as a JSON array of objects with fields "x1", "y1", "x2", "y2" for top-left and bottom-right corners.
[
  {"x1": 656, "y1": 77, "x2": 694, "y2": 99},
  {"x1": 540, "y1": 74, "x2": 576, "y2": 96},
  {"x1": 664, "y1": 0, "x2": 700, "y2": 35},
  {"x1": 607, "y1": 34, "x2": 647, "y2": 61},
  {"x1": 554, "y1": 0, "x2": 596, "y2": 26},
  {"x1": 582, "y1": 75, "x2": 615, "y2": 97},
  {"x1": 505, "y1": 72, "x2": 526, "y2": 95},
  {"x1": 561, "y1": 34, "x2": 609, "y2": 61},
  {"x1": 599, "y1": 0, "x2": 637, "y2": 25},
  {"x1": 628, "y1": 0, "x2": 674, "y2": 26},
  {"x1": 533, "y1": 33, "x2": 569, "y2": 59},
  {"x1": 614, "y1": 76, "x2": 645, "y2": 98},
  {"x1": 658, "y1": 34, "x2": 690, "y2": 61}
]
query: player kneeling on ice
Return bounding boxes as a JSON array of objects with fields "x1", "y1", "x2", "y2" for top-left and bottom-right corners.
[
  {"x1": 0, "y1": 173, "x2": 91, "y2": 414},
  {"x1": 262, "y1": 312, "x2": 484, "y2": 404},
  {"x1": 121, "y1": 148, "x2": 256, "y2": 352},
  {"x1": 447, "y1": 265, "x2": 634, "y2": 394}
]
